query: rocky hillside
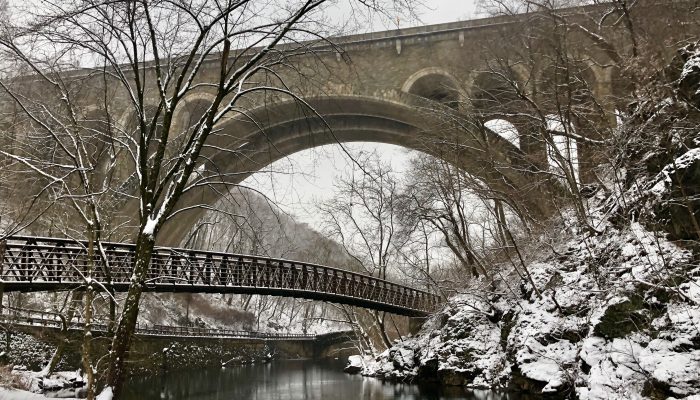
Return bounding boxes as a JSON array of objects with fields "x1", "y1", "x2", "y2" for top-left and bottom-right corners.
[
  {"x1": 362, "y1": 212, "x2": 698, "y2": 398},
  {"x1": 356, "y1": 45, "x2": 700, "y2": 399},
  {"x1": 136, "y1": 187, "x2": 359, "y2": 333}
]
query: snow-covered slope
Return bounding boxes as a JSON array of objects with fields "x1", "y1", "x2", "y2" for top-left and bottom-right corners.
[{"x1": 361, "y1": 206, "x2": 699, "y2": 398}]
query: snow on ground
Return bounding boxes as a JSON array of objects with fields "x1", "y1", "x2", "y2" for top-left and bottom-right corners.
[
  {"x1": 360, "y1": 204, "x2": 700, "y2": 398},
  {"x1": 0, "y1": 387, "x2": 77, "y2": 400},
  {"x1": 2, "y1": 368, "x2": 86, "y2": 399},
  {"x1": 95, "y1": 386, "x2": 113, "y2": 400}
]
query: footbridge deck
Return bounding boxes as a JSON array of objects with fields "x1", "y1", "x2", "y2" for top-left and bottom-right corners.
[{"x1": 0, "y1": 236, "x2": 440, "y2": 317}]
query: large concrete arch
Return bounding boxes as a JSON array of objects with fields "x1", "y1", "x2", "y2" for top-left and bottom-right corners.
[
  {"x1": 149, "y1": 94, "x2": 548, "y2": 246},
  {"x1": 173, "y1": 92, "x2": 218, "y2": 131},
  {"x1": 401, "y1": 67, "x2": 461, "y2": 93}
]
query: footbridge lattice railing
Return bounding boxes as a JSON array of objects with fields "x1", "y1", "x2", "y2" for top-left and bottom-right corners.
[{"x1": 0, "y1": 236, "x2": 440, "y2": 316}]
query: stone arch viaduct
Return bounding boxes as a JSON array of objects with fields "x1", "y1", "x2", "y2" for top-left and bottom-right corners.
[{"x1": 103, "y1": 0, "x2": 690, "y2": 246}]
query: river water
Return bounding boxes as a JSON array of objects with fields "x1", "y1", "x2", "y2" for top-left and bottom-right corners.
[{"x1": 121, "y1": 359, "x2": 518, "y2": 400}]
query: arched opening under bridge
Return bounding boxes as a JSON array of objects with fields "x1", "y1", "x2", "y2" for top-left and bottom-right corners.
[{"x1": 142, "y1": 95, "x2": 550, "y2": 247}]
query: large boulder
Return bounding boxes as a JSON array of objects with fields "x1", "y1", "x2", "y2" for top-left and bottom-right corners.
[{"x1": 343, "y1": 355, "x2": 364, "y2": 374}]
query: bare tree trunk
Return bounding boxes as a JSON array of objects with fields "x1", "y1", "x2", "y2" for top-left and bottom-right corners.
[
  {"x1": 374, "y1": 311, "x2": 392, "y2": 349},
  {"x1": 106, "y1": 236, "x2": 155, "y2": 398},
  {"x1": 82, "y1": 285, "x2": 95, "y2": 399},
  {"x1": 0, "y1": 239, "x2": 5, "y2": 316},
  {"x1": 82, "y1": 226, "x2": 96, "y2": 400},
  {"x1": 344, "y1": 308, "x2": 377, "y2": 355},
  {"x1": 496, "y1": 203, "x2": 542, "y2": 299},
  {"x1": 4, "y1": 326, "x2": 9, "y2": 354},
  {"x1": 108, "y1": 290, "x2": 116, "y2": 334}
]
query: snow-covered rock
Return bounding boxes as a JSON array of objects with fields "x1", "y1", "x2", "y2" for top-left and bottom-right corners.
[
  {"x1": 679, "y1": 42, "x2": 700, "y2": 105},
  {"x1": 343, "y1": 355, "x2": 365, "y2": 374},
  {"x1": 362, "y1": 215, "x2": 699, "y2": 399}
]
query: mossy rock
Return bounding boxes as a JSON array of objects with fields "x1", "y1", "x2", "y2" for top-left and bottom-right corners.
[
  {"x1": 508, "y1": 366, "x2": 573, "y2": 399},
  {"x1": 642, "y1": 377, "x2": 674, "y2": 400},
  {"x1": 677, "y1": 43, "x2": 700, "y2": 107},
  {"x1": 594, "y1": 294, "x2": 664, "y2": 339},
  {"x1": 538, "y1": 326, "x2": 590, "y2": 345},
  {"x1": 559, "y1": 325, "x2": 590, "y2": 343},
  {"x1": 594, "y1": 296, "x2": 644, "y2": 339},
  {"x1": 416, "y1": 356, "x2": 438, "y2": 381},
  {"x1": 438, "y1": 367, "x2": 479, "y2": 386},
  {"x1": 653, "y1": 153, "x2": 700, "y2": 241}
]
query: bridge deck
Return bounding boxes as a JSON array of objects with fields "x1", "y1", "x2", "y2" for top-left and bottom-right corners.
[
  {"x1": 0, "y1": 236, "x2": 439, "y2": 317},
  {"x1": 0, "y1": 313, "x2": 352, "y2": 342}
]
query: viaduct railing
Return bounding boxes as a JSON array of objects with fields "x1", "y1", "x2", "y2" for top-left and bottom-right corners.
[{"x1": 0, "y1": 236, "x2": 440, "y2": 317}]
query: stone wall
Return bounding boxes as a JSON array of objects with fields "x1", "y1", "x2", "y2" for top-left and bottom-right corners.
[{"x1": 0, "y1": 325, "x2": 357, "y2": 376}]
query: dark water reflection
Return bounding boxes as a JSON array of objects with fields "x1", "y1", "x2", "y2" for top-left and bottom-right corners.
[{"x1": 122, "y1": 359, "x2": 518, "y2": 400}]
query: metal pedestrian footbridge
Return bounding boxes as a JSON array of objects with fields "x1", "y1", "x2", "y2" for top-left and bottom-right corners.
[
  {"x1": 0, "y1": 236, "x2": 440, "y2": 317},
  {"x1": 0, "y1": 312, "x2": 352, "y2": 342}
]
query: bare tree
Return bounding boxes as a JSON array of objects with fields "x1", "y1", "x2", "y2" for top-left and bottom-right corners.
[
  {"x1": 317, "y1": 151, "x2": 412, "y2": 350},
  {"x1": 399, "y1": 152, "x2": 543, "y2": 299},
  {"x1": 0, "y1": 26, "x2": 119, "y2": 396},
  {"x1": 470, "y1": 0, "x2": 700, "y2": 228},
  {"x1": 400, "y1": 155, "x2": 492, "y2": 279},
  {"x1": 0, "y1": 1, "x2": 421, "y2": 396}
]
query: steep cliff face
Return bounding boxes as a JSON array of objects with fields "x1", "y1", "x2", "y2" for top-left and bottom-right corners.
[
  {"x1": 358, "y1": 46, "x2": 700, "y2": 400},
  {"x1": 618, "y1": 43, "x2": 700, "y2": 243},
  {"x1": 360, "y1": 213, "x2": 698, "y2": 398}
]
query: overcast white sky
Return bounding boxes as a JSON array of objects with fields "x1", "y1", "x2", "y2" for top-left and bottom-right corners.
[
  {"x1": 243, "y1": 0, "x2": 478, "y2": 229},
  {"x1": 328, "y1": 0, "x2": 479, "y2": 31}
]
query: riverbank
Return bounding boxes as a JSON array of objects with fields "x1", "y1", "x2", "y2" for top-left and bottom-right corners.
[
  {"x1": 0, "y1": 330, "x2": 346, "y2": 398},
  {"x1": 0, "y1": 367, "x2": 83, "y2": 399},
  {"x1": 0, "y1": 325, "x2": 352, "y2": 372}
]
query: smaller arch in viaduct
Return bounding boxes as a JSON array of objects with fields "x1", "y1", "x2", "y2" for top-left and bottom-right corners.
[{"x1": 401, "y1": 67, "x2": 464, "y2": 108}]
